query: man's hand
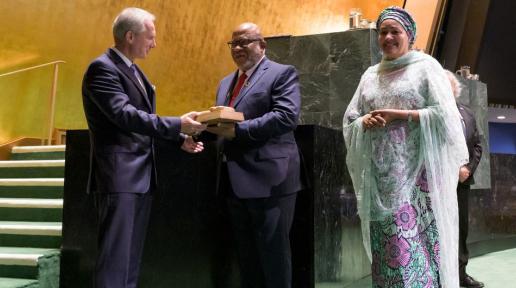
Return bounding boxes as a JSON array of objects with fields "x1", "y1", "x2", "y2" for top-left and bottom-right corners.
[
  {"x1": 181, "y1": 136, "x2": 204, "y2": 153},
  {"x1": 459, "y1": 166, "x2": 471, "y2": 183},
  {"x1": 206, "y1": 122, "x2": 236, "y2": 139},
  {"x1": 180, "y1": 111, "x2": 207, "y2": 136}
]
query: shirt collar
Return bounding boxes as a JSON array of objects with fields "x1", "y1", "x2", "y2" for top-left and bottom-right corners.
[{"x1": 112, "y1": 47, "x2": 133, "y2": 68}]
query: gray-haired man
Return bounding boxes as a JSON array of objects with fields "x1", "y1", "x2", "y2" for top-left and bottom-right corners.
[{"x1": 82, "y1": 7, "x2": 205, "y2": 287}]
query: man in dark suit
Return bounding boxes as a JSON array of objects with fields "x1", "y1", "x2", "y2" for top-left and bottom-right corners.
[
  {"x1": 446, "y1": 71, "x2": 484, "y2": 288},
  {"x1": 82, "y1": 7, "x2": 205, "y2": 288},
  {"x1": 208, "y1": 23, "x2": 302, "y2": 288}
]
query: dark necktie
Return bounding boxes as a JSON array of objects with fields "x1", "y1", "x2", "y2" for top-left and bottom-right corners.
[
  {"x1": 130, "y1": 64, "x2": 146, "y2": 93},
  {"x1": 228, "y1": 73, "x2": 247, "y2": 107}
]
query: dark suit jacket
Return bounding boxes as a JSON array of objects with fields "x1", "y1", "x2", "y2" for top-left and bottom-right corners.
[
  {"x1": 457, "y1": 104, "x2": 482, "y2": 185},
  {"x1": 216, "y1": 58, "x2": 302, "y2": 199},
  {"x1": 82, "y1": 48, "x2": 182, "y2": 194}
]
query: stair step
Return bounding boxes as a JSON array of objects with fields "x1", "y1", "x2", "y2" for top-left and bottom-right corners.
[
  {"x1": 0, "y1": 222, "x2": 61, "y2": 236},
  {"x1": 0, "y1": 187, "x2": 63, "y2": 199},
  {"x1": 0, "y1": 179, "x2": 64, "y2": 187},
  {"x1": 0, "y1": 160, "x2": 64, "y2": 168},
  {"x1": 11, "y1": 146, "x2": 65, "y2": 154},
  {"x1": 0, "y1": 165, "x2": 65, "y2": 178},
  {"x1": 0, "y1": 145, "x2": 64, "y2": 286},
  {"x1": 10, "y1": 146, "x2": 65, "y2": 161},
  {"x1": 0, "y1": 198, "x2": 63, "y2": 222},
  {"x1": 0, "y1": 247, "x2": 59, "y2": 266},
  {"x1": 0, "y1": 247, "x2": 60, "y2": 281},
  {"x1": 0, "y1": 198, "x2": 62, "y2": 209},
  {"x1": 0, "y1": 277, "x2": 38, "y2": 288},
  {"x1": 0, "y1": 234, "x2": 61, "y2": 249}
]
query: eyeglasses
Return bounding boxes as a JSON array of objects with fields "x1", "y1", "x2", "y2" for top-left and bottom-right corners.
[{"x1": 227, "y1": 39, "x2": 261, "y2": 49}]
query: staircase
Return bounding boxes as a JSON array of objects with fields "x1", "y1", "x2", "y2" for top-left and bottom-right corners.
[{"x1": 0, "y1": 145, "x2": 64, "y2": 288}]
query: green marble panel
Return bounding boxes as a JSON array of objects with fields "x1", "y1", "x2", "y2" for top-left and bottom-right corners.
[
  {"x1": 264, "y1": 35, "x2": 291, "y2": 64},
  {"x1": 266, "y1": 29, "x2": 381, "y2": 129},
  {"x1": 457, "y1": 78, "x2": 491, "y2": 189},
  {"x1": 329, "y1": 29, "x2": 380, "y2": 119},
  {"x1": 288, "y1": 34, "x2": 331, "y2": 113},
  {"x1": 298, "y1": 111, "x2": 333, "y2": 128},
  {"x1": 339, "y1": 222, "x2": 370, "y2": 283}
]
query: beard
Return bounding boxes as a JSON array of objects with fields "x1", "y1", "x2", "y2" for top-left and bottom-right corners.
[{"x1": 233, "y1": 53, "x2": 262, "y2": 71}]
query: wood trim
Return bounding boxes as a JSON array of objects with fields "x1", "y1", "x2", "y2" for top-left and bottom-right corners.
[
  {"x1": 0, "y1": 138, "x2": 42, "y2": 160},
  {"x1": 427, "y1": 0, "x2": 448, "y2": 55}
]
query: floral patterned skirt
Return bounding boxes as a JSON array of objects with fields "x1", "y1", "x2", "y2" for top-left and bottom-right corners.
[{"x1": 370, "y1": 184, "x2": 441, "y2": 287}]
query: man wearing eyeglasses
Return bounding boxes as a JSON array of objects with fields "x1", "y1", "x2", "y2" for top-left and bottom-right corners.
[{"x1": 208, "y1": 22, "x2": 302, "y2": 288}]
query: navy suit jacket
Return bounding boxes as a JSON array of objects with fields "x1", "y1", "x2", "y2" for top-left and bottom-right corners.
[
  {"x1": 216, "y1": 57, "x2": 302, "y2": 198},
  {"x1": 82, "y1": 48, "x2": 182, "y2": 194},
  {"x1": 457, "y1": 104, "x2": 482, "y2": 186}
]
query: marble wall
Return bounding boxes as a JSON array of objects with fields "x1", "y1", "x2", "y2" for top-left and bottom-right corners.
[
  {"x1": 294, "y1": 126, "x2": 370, "y2": 286},
  {"x1": 468, "y1": 154, "x2": 516, "y2": 256},
  {"x1": 267, "y1": 28, "x2": 381, "y2": 130},
  {"x1": 267, "y1": 29, "x2": 381, "y2": 287}
]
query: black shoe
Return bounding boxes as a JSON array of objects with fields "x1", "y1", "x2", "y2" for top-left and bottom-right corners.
[{"x1": 460, "y1": 275, "x2": 484, "y2": 288}]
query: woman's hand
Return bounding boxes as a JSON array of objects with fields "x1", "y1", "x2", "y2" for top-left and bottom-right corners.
[
  {"x1": 370, "y1": 109, "x2": 401, "y2": 124},
  {"x1": 362, "y1": 113, "x2": 386, "y2": 130},
  {"x1": 364, "y1": 109, "x2": 418, "y2": 130},
  {"x1": 371, "y1": 109, "x2": 418, "y2": 124}
]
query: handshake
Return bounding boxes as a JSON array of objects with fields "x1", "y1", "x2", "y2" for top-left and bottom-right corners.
[
  {"x1": 179, "y1": 111, "x2": 206, "y2": 154},
  {"x1": 180, "y1": 111, "x2": 207, "y2": 136},
  {"x1": 179, "y1": 106, "x2": 243, "y2": 153}
]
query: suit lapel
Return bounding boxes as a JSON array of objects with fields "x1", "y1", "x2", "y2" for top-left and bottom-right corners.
[
  {"x1": 107, "y1": 49, "x2": 153, "y2": 111},
  {"x1": 233, "y1": 58, "x2": 270, "y2": 108}
]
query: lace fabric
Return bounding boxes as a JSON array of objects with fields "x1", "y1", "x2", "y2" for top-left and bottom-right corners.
[{"x1": 343, "y1": 51, "x2": 468, "y2": 287}]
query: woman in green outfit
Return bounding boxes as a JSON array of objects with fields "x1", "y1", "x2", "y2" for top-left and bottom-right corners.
[{"x1": 343, "y1": 6, "x2": 468, "y2": 288}]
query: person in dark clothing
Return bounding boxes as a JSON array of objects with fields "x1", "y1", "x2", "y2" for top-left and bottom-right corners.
[{"x1": 446, "y1": 70, "x2": 484, "y2": 288}]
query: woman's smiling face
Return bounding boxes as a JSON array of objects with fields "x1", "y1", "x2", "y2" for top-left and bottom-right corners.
[{"x1": 378, "y1": 19, "x2": 410, "y2": 60}]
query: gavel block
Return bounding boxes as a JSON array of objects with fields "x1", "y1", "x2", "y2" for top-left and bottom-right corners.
[{"x1": 197, "y1": 106, "x2": 244, "y2": 125}]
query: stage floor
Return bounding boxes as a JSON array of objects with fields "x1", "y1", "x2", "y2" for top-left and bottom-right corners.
[{"x1": 334, "y1": 246, "x2": 516, "y2": 288}]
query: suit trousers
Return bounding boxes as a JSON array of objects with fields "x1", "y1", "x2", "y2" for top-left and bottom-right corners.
[
  {"x1": 457, "y1": 183, "x2": 470, "y2": 278},
  {"x1": 94, "y1": 192, "x2": 153, "y2": 288},
  {"x1": 222, "y1": 165, "x2": 297, "y2": 288}
]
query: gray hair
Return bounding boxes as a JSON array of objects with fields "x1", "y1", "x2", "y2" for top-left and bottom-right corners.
[
  {"x1": 444, "y1": 69, "x2": 462, "y2": 98},
  {"x1": 113, "y1": 7, "x2": 155, "y2": 43}
]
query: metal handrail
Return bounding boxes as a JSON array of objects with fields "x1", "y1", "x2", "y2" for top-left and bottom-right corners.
[
  {"x1": 0, "y1": 60, "x2": 66, "y2": 145},
  {"x1": 0, "y1": 60, "x2": 65, "y2": 77}
]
